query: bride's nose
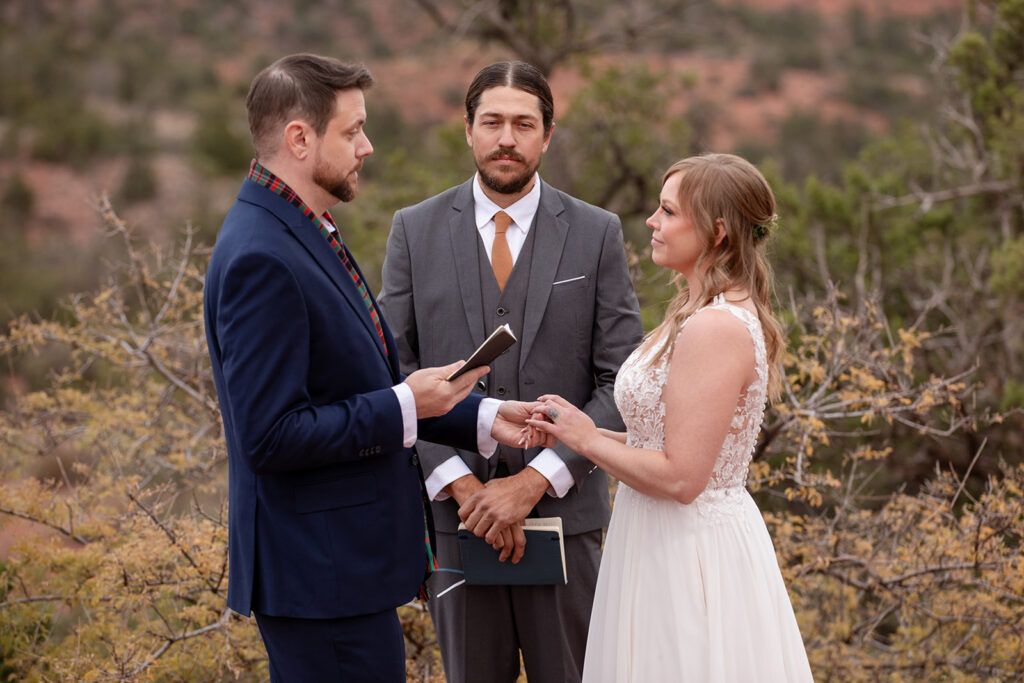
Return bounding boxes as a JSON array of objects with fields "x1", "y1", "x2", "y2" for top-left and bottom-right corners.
[{"x1": 646, "y1": 212, "x2": 658, "y2": 230}]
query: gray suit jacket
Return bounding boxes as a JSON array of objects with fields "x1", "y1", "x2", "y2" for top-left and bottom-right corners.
[{"x1": 378, "y1": 177, "x2": 643, "y2": 535}]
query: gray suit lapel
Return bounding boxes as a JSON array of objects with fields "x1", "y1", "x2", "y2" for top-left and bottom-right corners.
[
  {"x1": 449, "y1": 180, "x2": 487, "y2": 349},
  {"x1": 520, "y1": 181, "x2": 568, "y2": 366}
]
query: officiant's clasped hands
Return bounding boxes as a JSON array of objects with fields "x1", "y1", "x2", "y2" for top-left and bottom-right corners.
[
  {"x1": 455, "y1": 399, "x2": 587, "y2": 564},
  {"x1": 454, "y1": 398, "x2": 555, "y2": 564}
]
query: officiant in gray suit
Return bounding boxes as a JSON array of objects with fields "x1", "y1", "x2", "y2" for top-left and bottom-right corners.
[{"x1": 378, "y1": 61, "x2": 643, "y2": 683}]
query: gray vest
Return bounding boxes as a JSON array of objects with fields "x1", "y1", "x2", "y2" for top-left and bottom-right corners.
[{"x1": 477, "y1": 221, "x2": 538, "y2": 473}]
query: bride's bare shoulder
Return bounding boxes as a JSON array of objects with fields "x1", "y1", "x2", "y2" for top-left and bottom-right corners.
[
  {"x1": 678, "y1": 307, "x2": 753, "y2": 347},
  {"x1": 668, "y1": 309, "x2": 756, "y2": 387}
]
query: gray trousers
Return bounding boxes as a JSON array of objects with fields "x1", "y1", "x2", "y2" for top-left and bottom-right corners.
[{"x1": 427, "y1": 528, "x2": 602, "y2": 683}]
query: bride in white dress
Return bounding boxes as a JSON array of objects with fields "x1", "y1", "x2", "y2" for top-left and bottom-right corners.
[{"x1": 528, "y1": 154, "x2": 813, "y2": 682}]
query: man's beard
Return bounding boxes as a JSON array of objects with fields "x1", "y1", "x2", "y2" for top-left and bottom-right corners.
[
  {"x1": 477, "y1": 149, "x2": 537, "y2": 195},
  {"x1": 313, "y1": 156, "x2": 356, "y2": 203}
]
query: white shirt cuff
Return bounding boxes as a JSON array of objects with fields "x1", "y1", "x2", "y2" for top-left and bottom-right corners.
[
  {"x1": 528, "y1": 448, "x2": 574, "y2": 498},
  {"x1": 425, "y1": 456, "x2": 474, "y2": 501},
  {"x1": 392, "y1": 383, "x2": 417, "y2": 448},
  {"x1": 477, "y1": 397, "x2": 500, "y2": 458}
]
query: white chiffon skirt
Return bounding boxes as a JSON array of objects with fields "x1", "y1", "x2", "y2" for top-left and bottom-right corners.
[{"x1": 583, "y1": 484, "x2": 813, "y2": 682}]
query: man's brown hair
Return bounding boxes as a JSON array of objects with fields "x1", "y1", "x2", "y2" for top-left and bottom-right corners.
[
  {"x1": 246, "y1": 53, "x2": 374, "y2": 159},
  {"x1": 465, "y1": 61, "x2": 554, "y2": 133}
]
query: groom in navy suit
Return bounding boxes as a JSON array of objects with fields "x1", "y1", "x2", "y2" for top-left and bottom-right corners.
[{"x1": 204, "y1": 54, "x2": 537, "y2": 682}]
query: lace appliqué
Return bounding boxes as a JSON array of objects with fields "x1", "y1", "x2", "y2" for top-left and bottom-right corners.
[{"x1": 613, "y1": 296, "x2": 768, "y2": 514}]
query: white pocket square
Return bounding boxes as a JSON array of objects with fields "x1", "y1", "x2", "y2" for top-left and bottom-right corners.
[{"x1": 552, "y1": 275, "x2": 586, "y2": 286}]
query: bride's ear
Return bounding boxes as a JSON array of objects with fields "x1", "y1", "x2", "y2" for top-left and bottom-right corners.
[{"x1": 713, "y1": 218, "x2": 727, "y2": 247}]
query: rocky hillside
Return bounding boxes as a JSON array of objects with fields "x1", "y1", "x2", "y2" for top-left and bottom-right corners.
[{"x1": 0, "y1": 0, "x2": 964, "y2": 249}]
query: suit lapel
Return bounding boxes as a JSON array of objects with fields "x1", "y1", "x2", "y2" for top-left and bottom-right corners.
[
  {"x1": 239, "y1": 181, "x2": 394, "y2": 375},
  {"x1": 344, "y1": 246, "x2": 401, "y2": 379},
  {"x1": 449, "y1": 180, "x2": 487, "y2": 350},
  {"x1": 277, "y1": 205, "x2": 392, "y2": 370},
  {"x1": 520, "y1": 181, "x2": 568, "y2": 366}
]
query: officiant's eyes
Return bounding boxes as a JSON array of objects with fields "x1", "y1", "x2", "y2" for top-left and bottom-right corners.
[{"x1": 482, "y1": 120, "x2": 535, "y2": 130}]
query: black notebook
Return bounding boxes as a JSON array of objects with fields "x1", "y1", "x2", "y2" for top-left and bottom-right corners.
[
  {"x1": 457, "y1": 517, "x2": 566, "y2": 585},
  {"x1": 446, "y1": 323, "x2": 517, "y2": 381}
]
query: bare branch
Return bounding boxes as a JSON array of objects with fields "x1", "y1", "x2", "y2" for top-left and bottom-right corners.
[
  {"x1": 125, "y1": 491, "x2": 225, "y2": 596},
  {"x1": 871, "y1": 180, "x2": 1016, "y2": 211},
  {"x1": 0, "y1": 595, "x2": 69, "y2": 609},
  {"x1": 0, "y1": 506, "x2": 88, "y2": 545},
  {"x1": 126, "y1": 608, "x2": 233, "y2": 679}
]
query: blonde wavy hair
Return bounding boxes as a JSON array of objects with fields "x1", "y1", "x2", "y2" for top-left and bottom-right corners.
[{"x1": 642, "y1": 153, "x2": 785, "y2": 400}]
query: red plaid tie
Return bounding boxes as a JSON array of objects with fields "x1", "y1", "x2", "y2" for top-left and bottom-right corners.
[{"x1": 317, "y1": 221, "x2": 389, "y2": 357}]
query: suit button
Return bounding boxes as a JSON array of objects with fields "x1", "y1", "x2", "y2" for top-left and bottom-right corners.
[
  {"x1": 411, "y1": 454, "x2": 419, "y2": 466},
  {"x1": 497, "y1": 386, "x2": 506, "y2": 396},
  {"x1": 476, "y1": 379, "x2": 487, "y2": 392},
  {"x1": 375, "y1": 445, "x2": 382, "y2": 454},
  {"x1": 496, "y1": 306, "x2": 507, "y2": 316}
]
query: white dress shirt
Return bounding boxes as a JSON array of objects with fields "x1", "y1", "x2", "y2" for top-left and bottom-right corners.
[{"x1": 392, "y1": 383, "x2": 501, "y2": 457}]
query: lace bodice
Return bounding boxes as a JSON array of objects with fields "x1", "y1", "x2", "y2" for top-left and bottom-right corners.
[{"x1": 613, "y1": 295, "x2": 768, "y2": 492}]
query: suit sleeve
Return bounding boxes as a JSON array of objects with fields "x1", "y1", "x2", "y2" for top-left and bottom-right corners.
[
  {"x1": 557, "y1": 213, "x2": 644, "y2": 485},
  {"x1": 214, "y1": 250, "x2": 405, "y2": 474}
]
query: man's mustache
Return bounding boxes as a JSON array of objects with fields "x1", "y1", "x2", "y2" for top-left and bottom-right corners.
[{"x1": 487, "y1": 149, "x2": 526, "y2": 163}]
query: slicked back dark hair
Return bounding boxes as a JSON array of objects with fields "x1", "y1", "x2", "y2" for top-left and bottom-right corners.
[
  {"x1": 465, "y1": 61, "x2": 554, "y2": 133},
  {"x1": 246, "y1": 53, "x2": 374, "y2": 159}
]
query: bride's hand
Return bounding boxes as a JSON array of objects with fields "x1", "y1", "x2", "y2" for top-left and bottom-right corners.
[
  {"x1": 494, "y1": 400, "x2": 555, "y2": 448},
  {"x1": 526, "y1": 395, "x2": 597, "y2": 455}
]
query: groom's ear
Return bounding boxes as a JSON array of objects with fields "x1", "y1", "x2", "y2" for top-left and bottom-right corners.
[{"x1": 284, "y1": 120, "x2": 314, "y2": 160}]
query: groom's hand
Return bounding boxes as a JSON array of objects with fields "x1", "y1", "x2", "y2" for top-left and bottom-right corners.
[
  {"x1": 491, "y1": 400, "x2": 556, "y2": 448},
  {"x1": 404, "y1": 362, "x2": 489, "y2": 419},
  {"x1": 458, "y1": 469, "x2": 548, "y2": 561}
]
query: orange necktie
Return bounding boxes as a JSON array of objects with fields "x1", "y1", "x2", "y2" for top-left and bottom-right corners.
[{"x1": 492, "y1": 211, "x2": 513, "y2": 291}]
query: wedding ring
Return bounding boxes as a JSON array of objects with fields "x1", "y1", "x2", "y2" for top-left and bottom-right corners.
[{"x1": 547, "y1": 407, "x2": 559, "y2": 421}]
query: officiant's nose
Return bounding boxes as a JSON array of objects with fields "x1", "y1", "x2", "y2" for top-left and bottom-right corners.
[{"x1": 498, "y1": 125, "x2": 517, "y2": 148}]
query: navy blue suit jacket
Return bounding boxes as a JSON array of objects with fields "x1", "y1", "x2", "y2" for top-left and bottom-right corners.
[{"x1": 204, "y1": 179, "x2": 483, "y2": 619}]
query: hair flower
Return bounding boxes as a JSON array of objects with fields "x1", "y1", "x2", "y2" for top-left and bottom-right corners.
[{"x1": 753, "y1": 214, "x2": 778, "y2": 240}]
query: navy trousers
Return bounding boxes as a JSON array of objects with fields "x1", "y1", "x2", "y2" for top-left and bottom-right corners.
[{"x1": 254, "y1": 609, "x2": 405, "y2": 682}]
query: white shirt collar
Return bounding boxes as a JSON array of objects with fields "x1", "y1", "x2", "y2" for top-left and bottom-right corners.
[{"x1": 472, "y1": 172, "x2": 542, "y2": 233}]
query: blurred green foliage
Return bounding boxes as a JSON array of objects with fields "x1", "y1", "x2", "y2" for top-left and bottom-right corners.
[
  {"x1": 190, "y1": 103, "x2": 253, "y2": 177},
  {"x1": 1, "y1": 174, "x2": 34, "y2": 218},
  {"x1": 118, "y1": 154, "x2": 159, "y2": 204}
]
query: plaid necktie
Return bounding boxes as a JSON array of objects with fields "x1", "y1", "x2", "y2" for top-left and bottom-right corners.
[
  {"x1": 418, "y1": 477, "x2": 438, "y2": 601},
  {"x1": 317, "y1": 218, "x2": 389, "y2": 357}
]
